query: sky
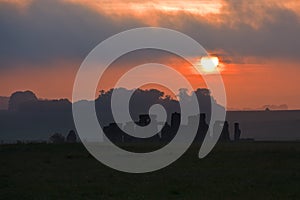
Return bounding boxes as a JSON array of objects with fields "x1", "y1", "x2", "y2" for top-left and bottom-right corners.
[{"x1": 0, "y1": 0, "x2": 300, "y2": 110}]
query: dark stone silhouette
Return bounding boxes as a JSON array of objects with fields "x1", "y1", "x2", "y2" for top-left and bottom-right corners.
[
  {"x1": 8, "y1": 91, "x2": 38, "y2": 111},
  {"x1": 160, "y1": 122, "x2": 171, "y2": 142},
  {"x1": 198, "y1": 113, "x2": 209, "y2": 142},
  {"x1": 135, "y1": 114, "x2": 159, "y2": 142},
  {"x1": 66, "y1": 130, "x2": 77, "y2": 143},
  {"x1": 137, "y1": 114, "x2": 151, "y2": 126},
  {"x1": 234, "y1": 123, "x2": 241, "y2": 141},
  {"x1": 220, "y1": 121, "x2": 230, "y2": 142},
  {"x1": 103, "y1": 123, "x2": 123, "y2": 143},
  {"x1": 103, "y1": 114, "x2": 162, "y2": 145},
  {"x1": 187, "y1": 113, "x2": 209, "y2": 144},
  {"x1": 171, "y1": 112, "x2": 180, "y2": 130},
  {"x1": 49, "y1": 133, "x2": 65, "y2": 144}
]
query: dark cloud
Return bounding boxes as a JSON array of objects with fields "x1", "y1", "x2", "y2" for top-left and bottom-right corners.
[
  {"x1": 0, "y1": 0, "x2": 144, "y2": 68},
  {"x1": 0, "y1": 0, "x2": 300, "y2": 70}
]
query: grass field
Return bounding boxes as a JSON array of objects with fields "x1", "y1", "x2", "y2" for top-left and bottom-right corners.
[{"x1": 0, "y1": 142, "x2": 300, "y2": 199}]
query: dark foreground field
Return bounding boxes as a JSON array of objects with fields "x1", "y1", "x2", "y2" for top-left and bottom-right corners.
[{"x1": 0, "y1": 142, "x2": 300, "y2": 199}]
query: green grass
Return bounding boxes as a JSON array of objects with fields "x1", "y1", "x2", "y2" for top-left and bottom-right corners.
[{"x1": 0, "y1": 142, "x2": 300, "y2": 199}]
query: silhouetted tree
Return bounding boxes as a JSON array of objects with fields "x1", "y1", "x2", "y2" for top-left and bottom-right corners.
[
  {"x1": 95, "y1": 88, "x2": 181, "y2": 126},
  {"x1": 19, "y1": 99, "x2": 71, "y2": 112},
  {"x1": 8, "y1": 91, "x2": 38, "y2": 111},
  {"x1": 0, "y1": 96, "x2": 9, "y2": 110}
]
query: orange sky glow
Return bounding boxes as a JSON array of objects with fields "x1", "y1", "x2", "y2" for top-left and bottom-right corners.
[
  {"x1": 1, "y1": 56, "x2": 300, "y2": 110},
  {"x1": 1, "y1": 0, "x2": 300, "y2": 110}
]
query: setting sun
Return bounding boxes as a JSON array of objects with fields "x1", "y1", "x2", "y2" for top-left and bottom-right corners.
[{"x1": 200, "y1": 56, "x2": 219, "y2": 72}]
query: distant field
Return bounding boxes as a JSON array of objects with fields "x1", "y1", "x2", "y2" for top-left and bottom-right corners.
[{"x1": 0, "y1": 142, "x2": 300, "y2": 199}]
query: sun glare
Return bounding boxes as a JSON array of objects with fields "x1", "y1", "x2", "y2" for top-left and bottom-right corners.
[{"x1": 200, "y1": 56, "x2": 219, "y2": 72}]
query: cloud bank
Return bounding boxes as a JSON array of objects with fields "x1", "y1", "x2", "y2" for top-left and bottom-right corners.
[{"x1": 0, "y1": 0, "x2": 300, "y2": 70}]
